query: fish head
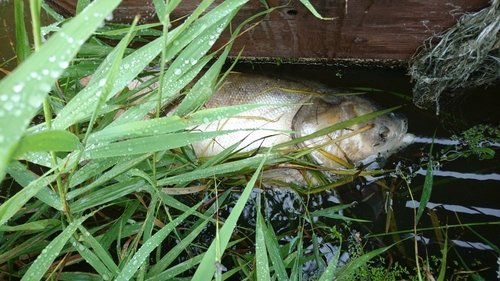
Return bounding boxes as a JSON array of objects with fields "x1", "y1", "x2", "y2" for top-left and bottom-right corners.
[{"x1": 292, "y1": 95, "x2": 414, "y2": 169}]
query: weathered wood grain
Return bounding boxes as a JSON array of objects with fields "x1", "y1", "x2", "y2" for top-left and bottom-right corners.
[{"x1": 46, "y1": 0, "x2": 490, "y2": 60}]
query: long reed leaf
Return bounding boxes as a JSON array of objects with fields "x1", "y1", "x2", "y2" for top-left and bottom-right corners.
[{"x1": 0, "y1": 0, "x2": 121, "y2": 178}]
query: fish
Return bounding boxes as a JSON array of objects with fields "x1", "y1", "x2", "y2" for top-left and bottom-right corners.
[{"x1": 189, "y1": 72, "x2": 415, "y2": 169}]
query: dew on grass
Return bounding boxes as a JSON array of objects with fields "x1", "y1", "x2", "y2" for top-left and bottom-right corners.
[
  {"x1": 174, "y1": 68, "x2": 182, "y2": 75},
  {"x1": 50, "y1": 70, "x2": 61, "y2": 79},
  {"x1": 59, "y1": 61, "x2": 69, "y2": 69},
  {"x1": 13, "y1": 83, "x2": 24, "y2": 93},
  {"x1": 98, "y1": 78, "x2": 107, "y2": 86},
  {"x1": 105, "y1": 12, "x2": 114, "y2": 21},
  {"x1": 40, "y1": 83, "x2": 51, "y2": 92},
  {"x1": 11, "y1": 94, "x2": 20, "y2": 103},
  {"x1": 48, "y1": 55, "x2": 56, "y2": 63},
  {"x1": 3, "y1": 102, "x2": 13, "y2": 111}
]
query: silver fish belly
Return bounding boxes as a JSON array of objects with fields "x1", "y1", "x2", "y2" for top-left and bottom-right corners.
[{"x1": 191, "y1": 73, "x2": 414, "y2": 169}]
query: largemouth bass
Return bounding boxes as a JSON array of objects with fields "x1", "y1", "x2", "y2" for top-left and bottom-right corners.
[{"x1": 190, "y1": 72, "x2": 415, "y2": 169}]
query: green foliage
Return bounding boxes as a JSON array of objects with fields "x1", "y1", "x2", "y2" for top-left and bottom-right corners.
[
  {"x1": 446, "y1": 124, "x2": 500, "y2": 160},
  {"x1": 1, "y1": 0, "x2": 497, "y2": 280}
]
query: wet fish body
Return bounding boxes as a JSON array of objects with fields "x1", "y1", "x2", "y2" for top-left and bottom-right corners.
[{"x1": 191, "y1": 73, "x2": 414, "y2": 169}]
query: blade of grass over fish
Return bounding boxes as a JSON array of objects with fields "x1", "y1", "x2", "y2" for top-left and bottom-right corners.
[
  {"x1": 115, "y1": 203, "x2": 202, "y2": 281},
  {"x1": 0, "y1": 0, "x2": 121, "y2": 178},
  {"x1": 20, "y1": 212, "x2": 95, "y2": 281},
  {"x1": 255, "y1": 194, "x2": 270, "y2": 279},
  {"x1": 11, "y1": 130, "x2": 81, "y2": 158},
  {"x1": 173, "y1": 55, "x2": 225, "y2": 116},
  {"x1": 158, "y1": 153, "x2": 285, "y2": 186},
  {"x1": 192, "y1": 148, "x2": 271, "y2": 280},
  {"x1": 6, "y1": 161, "x2": 63, "y2": 210},
  {"x1": 107, "y1": 0, "x2": 248, "y2": 128},
  {"x1": 275, "y1": 106, "x2": 402, "y2": 150},
  {"x1": 87, "y1": 104, "x2": 270, "y2": 145},
  {"x1": 84, "y1": 130, "x2": 255, "y2": 159},
  {"x1": 172, "y1": 1, "x2": 260, "y2": 116},
  {"x1": 416, "y1": 131, "x2": 436, "y2": 224}
]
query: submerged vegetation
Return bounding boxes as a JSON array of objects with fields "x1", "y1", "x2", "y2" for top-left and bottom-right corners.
[{"x1": 0, "y1": 0, "x2": 499, "y2": 280}]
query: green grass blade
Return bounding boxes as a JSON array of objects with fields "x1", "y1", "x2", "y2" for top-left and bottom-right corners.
[
  {"x1": 70, "y1": 237, "x2": 114, "y2": 279},
  {"x1": 0, "y1": 173, "x2": 58, "y2": 225},
  {"x1": 0, "y1": 219, "x2": 60, "y2": 232},
  {"x1": 416, "y1": 132, "x2": 436, "y2": 224},
  {"x1": 115, "y1": 203, "x2": 202, "y2": 281},
  {"x1": 69, "y1": 178, "x2": 145, "y2": 213},
  {"x1": 146, "y1": 254, "x2": 205, "y2": 281},
  {"x1": 6, "y1": 161, "x2": 63, "y2": 210},
  {"x1": 192, "y1": 148, "x2": 271, "y2": 280},
  {"x1": 255, "y1": 194, "x2": 270, "y2": 279},
  {"x1": 14, "y1": 0, "x2": 30, "y2": 63},
  {"x1": 0, "y1": 0, "x2": 122, "y2": 179},
  {"x1": 12, "y1": 130, "x2": 81, "y2": 158},
  {"x1": 263, "y1": 223, "x2": 288, "y2": 280},
  {"x1": 298, "y1": 0, "x2": 335, "y2": 20},
  {"x1": 20, "y1": 212, "x2": 95, "y2": 281},
  {"x1": 333, "y1": 242, "x2": 396, "y2": 279},
  {"x1": 87, "y1": 104, "x2": 268, "y2": 145},
  {"x1": 76, "y1": 225, "x2": 120, "y2": 276},
  {"x1": 146, "y1": 218, "x2": 211, "y2": 278}
]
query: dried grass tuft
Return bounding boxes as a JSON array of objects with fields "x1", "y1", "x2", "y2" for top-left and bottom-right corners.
[{"x1": 408, "y1": 0, "x2": 500, "y2": 114}]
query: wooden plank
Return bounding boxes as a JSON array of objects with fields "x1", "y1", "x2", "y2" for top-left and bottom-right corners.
[{"x1": 45, "y1": 0, "x2": 490, "y2": 60}]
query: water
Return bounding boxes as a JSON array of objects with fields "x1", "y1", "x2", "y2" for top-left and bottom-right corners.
[{"x1": 226, "y1": 62, "x2": 500, "y2": 279}]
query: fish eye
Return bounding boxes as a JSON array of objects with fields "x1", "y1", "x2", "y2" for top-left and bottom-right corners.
[{"x1": 378, "y1": 126, "x2": 390, "y2": 142}]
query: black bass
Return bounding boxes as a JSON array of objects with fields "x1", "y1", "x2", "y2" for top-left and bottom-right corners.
[{"x1": 190, "y1": 73, "x2": 415, "y2": 169}]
